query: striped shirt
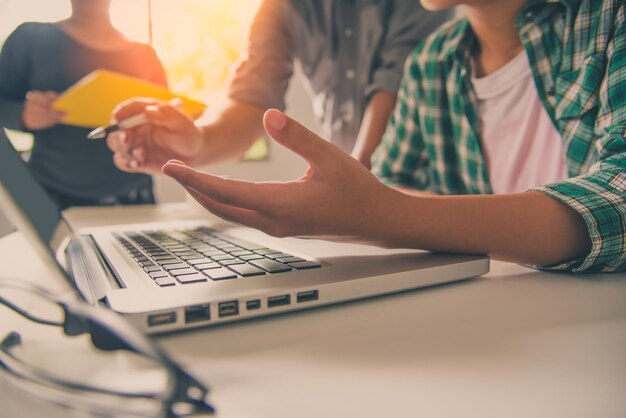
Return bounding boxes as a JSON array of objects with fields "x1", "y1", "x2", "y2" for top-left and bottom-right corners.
[{"x1": 372, "y1": 0, "x2": 626, "y2": 273}]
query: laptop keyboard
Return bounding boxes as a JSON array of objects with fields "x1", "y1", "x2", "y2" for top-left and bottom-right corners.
[{"x1": 113, "y1": 227, "x2": 321, "y2": 287}]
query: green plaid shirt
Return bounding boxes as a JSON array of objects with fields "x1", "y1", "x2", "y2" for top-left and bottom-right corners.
[{"x1": 371, "y1": 0, "x2": 626, "y2": 273}]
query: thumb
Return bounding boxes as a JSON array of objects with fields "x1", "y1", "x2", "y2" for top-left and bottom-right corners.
[{"x1": 263, "y1": 109, "x2": 337, "y2": 172}]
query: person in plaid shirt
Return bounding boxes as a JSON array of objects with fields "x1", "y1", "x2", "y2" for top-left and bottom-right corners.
[{"x1": 162, "y1": 0, "x2": 625, "y2": 273}]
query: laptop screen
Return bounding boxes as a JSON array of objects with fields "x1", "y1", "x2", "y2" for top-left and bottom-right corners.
[{"x1": 0, "y1": 128, "x2": 73, "y2": 270}]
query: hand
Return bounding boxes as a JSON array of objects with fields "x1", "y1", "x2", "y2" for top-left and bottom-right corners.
[
  {"x1": 22, "y1": 91, "x2": 65, "y2": 130},
  {"x1": 107, "y1": 98, "x2": 204, "y2": 174},
  {"x1": 162, "y1": 109, "x2": 399, "y2": 243}
]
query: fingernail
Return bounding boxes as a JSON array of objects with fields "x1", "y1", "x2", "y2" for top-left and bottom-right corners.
[
  {"x1": 118, "y1": 132, "x2": 128, "y2": 144},
  {"x1": 167, "y1": 159, "x2": 186, "y2": 166},
  {"x1": 145, "y1": 105, "x2": 159, "y2": 113},
  {"x1": 129, "y1": 160, "x2": 138, "y2": 169},
  {"x1": 266, "y1": 110, "x2": 287, "y2": 131}
]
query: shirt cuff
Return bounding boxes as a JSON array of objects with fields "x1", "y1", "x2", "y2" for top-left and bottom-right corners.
[
  {"x1": 530, "y1": 176, "x2": 626, "y2": 273},
  {"x1": 365, "y1": 68, "x2": 403, "y2": 99}
]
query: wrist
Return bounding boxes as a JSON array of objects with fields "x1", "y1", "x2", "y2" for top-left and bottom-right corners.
[{"x1": 357, "y1": 186, "x2": 425, "y2": 248}]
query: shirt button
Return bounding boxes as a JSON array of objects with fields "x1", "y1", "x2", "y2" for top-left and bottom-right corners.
[
  {"x1": 344, "y1": 28, "x2": 353, "y2": 38},
  {"x1": 345, "y1": 69, "x2": 355, "y2": 80}
]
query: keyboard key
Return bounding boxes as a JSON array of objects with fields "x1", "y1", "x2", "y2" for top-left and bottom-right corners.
[
  {"x1": 171, "y1": 268, "x2": 199, "y2": 277},
  {"x1": 149, "y1": 271, "x2": 168, "y2": 279},
  {"x1": 266, "y1": 252, "x2": 294, "y2": 260},
  {"x1": 194, "y1": 262, "x2": 222, "y2": 270},
  {"x1": 205, "y1": 268, "x2": 238, "y2": 280},
  {"x1": 239, "y1": 254, "x2": 264, "y2": 261},
  {"x1": 276, "y1": 256, "x2": 306, "y2": 264},
  {"x1": 228, "y1": 264, "x2": 266, "y2": 277},
  {"x1": 164, "y1": 263, "x2": 190, "y2": 271},
  {"x1": 288, "y1": 261, "x2": 321, "y2": 270},
  {"x1": 176, "y1": 273, "x2": 208, "y2": 284},
  {"x1": 201, "y1": 250, "x2": 226, "y2": 257},
  {"x1": 158, "y1": 258, "x2": 182, "y2": 265},
  {"x1": 250, "y1": 259, "x2": 292, "y2": 273},
  {"x1": 138, "y1": 260, "x2": 155, "y2": 268},
  {"x1": 190, "y1": 245, "x2": 215, "y2": 253},
  {"x1": 179, "y1": 254, "x2": 204, "y2": 261},
  {"x1": 211, "y1": 254, "x2": 235, "y2": 261},
  {"x1": 155, "y1": 277, "x2": 176, "y2": 287},
  {"x1": 143, "y1": 265, "x2": 161, "y2": 273},
  {"x1": 230, "y1": 250, "x2": 254, "y2": 257},
  {"x1": 152, "y1": 254, "x2": 175, "y2": 259},
  {"x1": 219, "y1": 259, "x2": 245, "y2": 266},
  {"x1": 171, "y1": 251, "x2": 197, "y2": 257},
  {"x1": 188, "y1": 258, "x2": 213, "y2": 265},
  {"x1": 254, "y1": 248, "x2": 276, "y2": 255}
]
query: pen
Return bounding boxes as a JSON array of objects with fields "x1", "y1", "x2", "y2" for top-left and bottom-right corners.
[{"x1": 87, "y1": 98, "x2": 182, "y2": 140}]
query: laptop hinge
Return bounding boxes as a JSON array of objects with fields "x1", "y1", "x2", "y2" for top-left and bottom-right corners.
[{"x1": 65, "y1": 235, "x2": 123, "y2": 304}]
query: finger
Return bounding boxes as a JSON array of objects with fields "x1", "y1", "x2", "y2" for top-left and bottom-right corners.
[
  {"x1": 106, "y1": 130, "x2": 133, "y2": 153},
  {"x1": 144, "y1": 104, "x2": 193, "y2": 132},
  {"x1": 263, "y1": 109, "x2": 338, "y2": 173},
  {"x1": 112, "y1": 97, "x2": 162, "y2": 123},
  {"x1": 27, "y1": 93, "x2": 52, "y2": 107},
  {"x1": 106, "y1": 131, "x2": 123, "y2": 152},
  {"x1": 162, "y1": 161, "x2": 279, "y2": 213},
  {"x1": 185, "y1": 188, "x2": 272, "y2": 232},
  {"x1": 43, "y1": 91, "x2": 59, "y2": 101},
  {"x1": 113, "y1": 152, "x2": 140, "y2": 173}
]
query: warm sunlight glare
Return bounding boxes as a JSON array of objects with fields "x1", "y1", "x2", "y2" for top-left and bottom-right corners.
[{"x1": 111, "y1": 0, "x2": 262, "y2": 101}]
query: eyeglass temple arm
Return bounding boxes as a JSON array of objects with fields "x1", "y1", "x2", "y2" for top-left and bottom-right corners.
[{"x1": 0, "y1": 296, "x2": 63, "y2": 327}]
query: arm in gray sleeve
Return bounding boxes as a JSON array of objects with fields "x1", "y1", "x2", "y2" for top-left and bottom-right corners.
[
  {"x1": 366, "y1": 1, "x2": 452, "y2": 98},
  {"x1": 0, "y1": 24, "x2": 31, "y2": 130},
  {"x1": 227, "y1": 0, "x2": 294, "y2": 111}
]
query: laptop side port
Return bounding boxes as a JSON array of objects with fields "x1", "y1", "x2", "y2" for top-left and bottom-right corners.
[
  {"x1": 148, "y1": 311, "x2": 176, "y2": 326},
  {"x1": 218, "y1": 300, "x2": 239, "y2": 317},
  {"x1": 296, "y1": 289, "x2": 319, "y2": 303},
  {"x1": 246, "y1": 299, "x2": 261, "y2": 310},
  {"x1": 267, "y1": 294, "x2": 291, "y2": 308},
  {"x1": 185, "y1": 304, "x2": 211, "y2": 323}
]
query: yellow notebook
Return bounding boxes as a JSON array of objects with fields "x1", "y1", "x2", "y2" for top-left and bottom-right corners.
[{"x1": 51, "y1": 69, "x2": 206, "y2": 128}]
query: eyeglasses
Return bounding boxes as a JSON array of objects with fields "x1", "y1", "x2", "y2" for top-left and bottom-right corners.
[{"x1": 0, "y1": 278, "x2": 215, "y2": 417}]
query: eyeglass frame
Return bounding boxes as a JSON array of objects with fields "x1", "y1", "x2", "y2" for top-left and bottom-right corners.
[{"x1": 0, "y1": 278, "x2": 215, "y2": 417}]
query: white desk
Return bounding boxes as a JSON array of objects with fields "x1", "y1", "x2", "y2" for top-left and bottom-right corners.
[{"x1": 1, "y1": 204, "x2": 625, "y2": 418}]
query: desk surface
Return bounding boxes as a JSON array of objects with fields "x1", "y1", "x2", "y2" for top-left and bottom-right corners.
[{"x1": 1, "y1": 204, "x2": 625, "y2": 418}]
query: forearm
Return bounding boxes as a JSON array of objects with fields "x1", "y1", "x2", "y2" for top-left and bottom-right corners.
[
  {"x1": 351, "y1": 91, "x2": 397, "y2": 168},
  {"x1": 194, "y1": 100, "x2": 266, "y2": 166},
  {"x1": 374, "y1": 190, "x2": 591, "y2": 266}
]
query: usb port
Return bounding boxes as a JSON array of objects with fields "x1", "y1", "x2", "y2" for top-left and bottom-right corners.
[
  {"x1": 185, "y1": 304, "x2": 211, "y2": 323},
  {"x1": 148, "y1": 311, "x2": 176, "y2": 326},
  {"x1": 297, "y1": 290, "x2": 319, "y2": 303},
  {"x1": 267, "y1": 294, "x2": 291, "y2": 308},
  {"x1": 218, "y1": 300, "x2": 239, "y2": 317},
  {"x1": 246, "y1": 299, "x2": 261, "y2": 310}
]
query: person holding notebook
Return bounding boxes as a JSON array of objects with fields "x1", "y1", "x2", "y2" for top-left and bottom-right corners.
[
  {"x1": 161, "y1": 0, "x2": 625, "y2": 274},
  {"x1": 0, "y1": 0, "x2": 166, "y2": 210},
  {"x1": 107, "y1": 0, "x2": 450, "y2": 172}
]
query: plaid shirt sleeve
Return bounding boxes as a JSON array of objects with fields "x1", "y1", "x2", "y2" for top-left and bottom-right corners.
[{"x1": 531, "y1": 4, "x2": 626, "y2": 273}]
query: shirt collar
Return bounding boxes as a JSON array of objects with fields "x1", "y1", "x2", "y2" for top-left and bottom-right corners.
[{"x1": 440, "y1": 0, "x2": 571, "y2": 65}]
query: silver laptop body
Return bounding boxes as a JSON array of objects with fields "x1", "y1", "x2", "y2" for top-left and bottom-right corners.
[{"x1": 0, "y1": 129, "x2": 489, "y2": 334}]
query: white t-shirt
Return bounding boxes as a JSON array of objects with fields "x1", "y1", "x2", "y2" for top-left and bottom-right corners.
[{"x1": 471, "y1": 51, "x2": 569, "y2": 194}]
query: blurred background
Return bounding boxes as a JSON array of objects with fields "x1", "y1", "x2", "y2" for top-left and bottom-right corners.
[{"x1": 0, "y1": 0, "x2": 315, "y2": 236}]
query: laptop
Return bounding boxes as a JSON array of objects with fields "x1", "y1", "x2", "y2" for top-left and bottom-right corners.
[{"x1": 0, "y1": 128, "x2": 489, "y2": 334}]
